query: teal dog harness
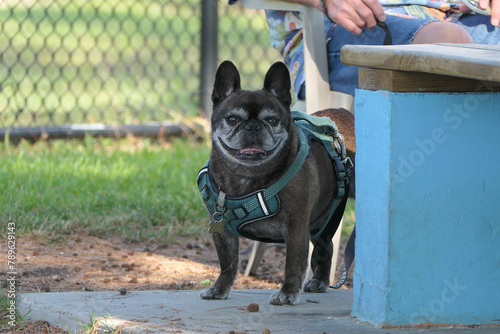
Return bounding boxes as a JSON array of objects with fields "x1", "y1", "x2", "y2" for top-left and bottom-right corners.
[{"x1": 197, "y1": 111, "x2": 352, "y2": 243}]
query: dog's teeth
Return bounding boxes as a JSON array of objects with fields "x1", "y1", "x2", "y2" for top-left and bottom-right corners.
[{"x1": 240, "y1": 148, "x2": 264, "y2": 155}]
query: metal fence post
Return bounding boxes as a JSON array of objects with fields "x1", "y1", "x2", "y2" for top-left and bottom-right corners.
[{"x1": 200, "y1": 0, "x2": 218, "y2": 118}]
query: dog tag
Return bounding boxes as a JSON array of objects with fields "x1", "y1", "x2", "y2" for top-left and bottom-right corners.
[{"x1": 208, "y1": 219, "x2": 225, "y2": 234}]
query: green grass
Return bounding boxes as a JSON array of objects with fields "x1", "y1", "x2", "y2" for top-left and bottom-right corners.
[
  {"x1": 0, "y1": 136, "x2": 354, "y2": 243},
  {"x1": 0, "y1": 291, "x2": 27, "y2": 330},
  {"x1": 342, "y1": 198, "x2": 355, "y2": 242},
  {"x1": 0, "y1": 136, "x2": 211, "y2": 242}
]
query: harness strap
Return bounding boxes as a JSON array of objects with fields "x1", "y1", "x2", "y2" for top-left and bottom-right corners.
[
  {"x1": 311, "y1": 191, "x2": 348, "y2": 275},
  {"x1": 244, "y1": 128, "x2": 310, "y2": 213},
  {"x1": 294, "y1": 111, "x2": 351, "y2": 240},
  {"x1": 197, "y1": 127, "x2": 311, "y2": 239},
  {"x1": 376, "y1": 19, "x2": 392, "y2": 46}
]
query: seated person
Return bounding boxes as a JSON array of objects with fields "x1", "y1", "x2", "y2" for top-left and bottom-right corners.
[{"x1": 231, "y1": 0, "x2": 500, "y2": 99}]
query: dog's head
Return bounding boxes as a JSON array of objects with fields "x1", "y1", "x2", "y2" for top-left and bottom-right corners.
[{"x1": 210, "y1": 61, "x2": 292, "y2": 168}]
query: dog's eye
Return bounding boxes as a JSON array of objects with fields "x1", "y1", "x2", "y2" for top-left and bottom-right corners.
[
  {"x1": 226, "y1": 116, "x2": 240, "y2": 125},
  {"x1": 266, "y1": 117, "x2": 279, "y2": 126}
]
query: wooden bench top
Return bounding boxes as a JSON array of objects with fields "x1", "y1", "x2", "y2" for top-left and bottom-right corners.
[{"x1": 341, "y1": 44, "x2": 500, "y2": 92}]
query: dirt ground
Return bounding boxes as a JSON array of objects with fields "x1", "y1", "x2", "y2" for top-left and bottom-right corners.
[{"x1": 2, "y1": 233, "x2": 352, "y2": 333}]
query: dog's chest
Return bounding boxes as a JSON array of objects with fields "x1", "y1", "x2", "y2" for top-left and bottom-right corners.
[{"x1": 238, "y1": 215, "x2": 287, "y2": 242}]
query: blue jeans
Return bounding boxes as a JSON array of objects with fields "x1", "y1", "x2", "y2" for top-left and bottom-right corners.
[{"x1": 298, "y1": 13, "x2": 500, "y2": 98}]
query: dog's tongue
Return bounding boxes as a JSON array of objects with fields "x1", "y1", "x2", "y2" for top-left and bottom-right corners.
[{"x1": 239, "y1": 147, "x2": 265, "y2": 155}]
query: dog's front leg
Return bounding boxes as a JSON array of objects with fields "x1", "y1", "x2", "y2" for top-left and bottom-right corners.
[
  {"x1": 200, "y1": 231, "x2": 239, "y2": 300},
  {"x1": 270, "y1": 229, "x2": 309, "y2": 306}
]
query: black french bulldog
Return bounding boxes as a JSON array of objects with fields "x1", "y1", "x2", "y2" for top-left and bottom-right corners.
[{"x1": 198, "y1": 61, "x2": 355, "y2": 306}]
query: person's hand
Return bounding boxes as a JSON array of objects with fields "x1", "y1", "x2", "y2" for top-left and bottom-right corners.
[
  {"x1": 459, "y1": 0, "x2": 500, "y2": 26},
  {"x1": 321, "y1": 0, "x2": 387, "y2": 34}
]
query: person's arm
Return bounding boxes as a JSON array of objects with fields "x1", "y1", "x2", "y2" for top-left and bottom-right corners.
[{"x1": 282, "y1": 0, "x2": 386, "y2": 34}]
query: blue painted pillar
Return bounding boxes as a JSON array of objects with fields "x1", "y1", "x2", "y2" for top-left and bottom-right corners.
[{"x1": 352, "y1": 90, "x2": 500, "y2": 326}]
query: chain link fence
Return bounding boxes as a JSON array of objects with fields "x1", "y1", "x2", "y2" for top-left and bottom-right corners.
[{"x1": 0, "y1": 0, "x2": 281, "y2": 139}]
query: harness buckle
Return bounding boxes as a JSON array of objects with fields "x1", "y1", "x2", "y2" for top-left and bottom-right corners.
[
  {"x1": 342, "y1": 156, "x2": 354, "y2": 173},
  {"x1": 333, "y1": 132, "x2": 353, "y2": 179},
  {"x1": 212, "y1": 205, "x2": 226, "y2": 222},
  {"x1": 333, "y1": 133, "x2": 347, "y2": 161},
  {"x1": 209, "y1": 205, "x2": 227, "y2": 234}
]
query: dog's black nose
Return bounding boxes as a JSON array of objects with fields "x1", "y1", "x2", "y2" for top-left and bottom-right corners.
[{"x1": 244, "y1": 121, "x2": 262, "y2": 133}]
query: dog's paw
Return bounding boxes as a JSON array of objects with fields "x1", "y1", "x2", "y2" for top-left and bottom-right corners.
[
  {"x1": 200, "y1": 286, "x2": 231, "y2": 300},
  {"x1": 269, "y1": 292, "x2": 299, "y2": 306},
  {"x1": 303, "y1": 279, "x2": 329, "y2": 293}
]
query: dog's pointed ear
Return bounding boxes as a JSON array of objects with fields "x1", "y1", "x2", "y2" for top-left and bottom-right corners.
[
  {"x1": 263, "y1": 62, "x2": 291, "y2": 109},
  {"x1": 212, "y1": 61, "x2": 241, "y2": 107}
]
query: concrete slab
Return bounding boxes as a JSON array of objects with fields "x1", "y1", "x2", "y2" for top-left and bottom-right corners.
[{"x1": 19, "y1": 289, "x2": 498, "y2": 333}]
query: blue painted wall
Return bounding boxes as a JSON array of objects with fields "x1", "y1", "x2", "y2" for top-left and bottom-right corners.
[{"x1": 352, "y1": 90, "x2": 500, "y2": 326}]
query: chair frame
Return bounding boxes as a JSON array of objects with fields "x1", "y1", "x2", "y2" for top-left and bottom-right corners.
[{"x1": 241, "y1": 0, "x2": 353, "y2": 112}]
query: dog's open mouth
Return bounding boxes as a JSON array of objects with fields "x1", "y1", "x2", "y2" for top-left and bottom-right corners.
[
  {"x1": 219, "y1": 138, "x2": 277, "y2": 161},
  {"x1": 237, "y1": 147, "x2": 266, "y2": 159}
]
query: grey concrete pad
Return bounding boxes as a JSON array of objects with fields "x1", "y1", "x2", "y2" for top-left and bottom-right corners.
[{"x1": 19, "y1": 289, "x2": 498, "y2": 333}]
